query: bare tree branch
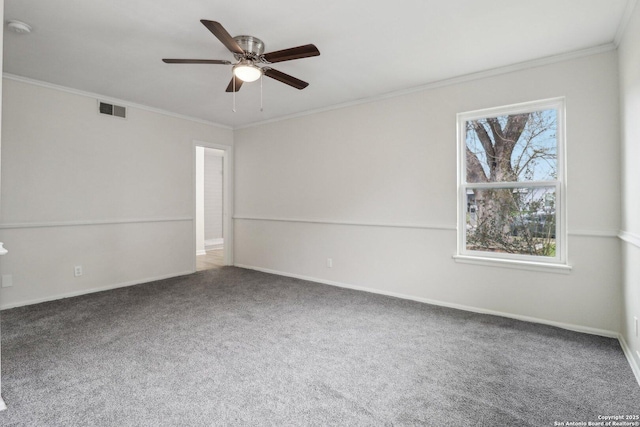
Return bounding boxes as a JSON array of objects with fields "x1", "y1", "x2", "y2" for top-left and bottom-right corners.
[
  {"x1": 503, "y1": 114, "x2": 529, "y2": 151},
  {"x1": 466, "y1": 147, "x2": 488, "y2": 183},
  {"x1": 486, "y1": 117, "x2": 505, "y2": 147},
  {"x1": 470, "y1": 121, "x2": 495, "y2": 162}
]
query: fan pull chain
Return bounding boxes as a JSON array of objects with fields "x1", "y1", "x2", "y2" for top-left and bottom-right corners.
[
  {"x1": 260, "y1": 73, "x2": 264, "y2": 112},
  {"x1": 232, "y1": 76, "x2": 236, "y2": 113}
]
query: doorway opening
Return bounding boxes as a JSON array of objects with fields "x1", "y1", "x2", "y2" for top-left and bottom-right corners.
[{"x1": 193, "y1": 141, "x2": 233, "y2": 271}]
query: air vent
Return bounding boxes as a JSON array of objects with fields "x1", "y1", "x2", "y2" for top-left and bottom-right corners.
[{"x1": 98, "y1": 101, "x2": 126, "y2": 119}]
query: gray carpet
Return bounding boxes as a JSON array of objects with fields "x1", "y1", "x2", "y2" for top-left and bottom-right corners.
[{"x1": 0, "y1": 267, "x2": 638, "y2": 426}]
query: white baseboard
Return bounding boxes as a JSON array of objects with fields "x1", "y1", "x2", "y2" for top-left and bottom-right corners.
[
  {"x1": 618, "y1": 334, "x2": 640, "y2": 386},
  {"x1": 0, "y1": 270, "x2": 194, "y2": 310},
  {"x1": 235, "y1": 263, "x2": 640, "y2": 383},
  {"x1": 205, "y1": 238, "x2": 223, "y2": 251},
  {"x1": 0, "y1": 395, "x2": 6, "y2": 411},
  {"x1": 196, "y1": 250, "x2": 207, "y2": 256},
  {"x1": 0, "y1": 262, "x2": 635, "y2": 389},
  {"x1": 233, "y1": 263, "x2": 619, "y2": 339}
]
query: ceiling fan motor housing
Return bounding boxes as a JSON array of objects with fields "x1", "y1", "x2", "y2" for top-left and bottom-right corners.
[{"x1": 233, "y1": 35, "x2": 265, "y2": 61}]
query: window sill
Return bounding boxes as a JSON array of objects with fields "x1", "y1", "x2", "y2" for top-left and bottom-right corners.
[{"x1": 452, "y1": 255, "x2": 572, "y2": 274}]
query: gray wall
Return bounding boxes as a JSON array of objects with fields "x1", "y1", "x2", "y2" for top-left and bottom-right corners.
[
  {"x1": 0, "y1": 78, "x2": 233, "y2": 308},
  {"x1": 234, "y1": 50, "x2": 622, "y2": 334}
]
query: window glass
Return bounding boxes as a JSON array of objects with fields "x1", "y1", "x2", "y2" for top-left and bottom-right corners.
[
  {"x1": 465, "y1": 110, "x2": 557, "y2": 183},
  {"x1": 465, "y1": 186, "x2": 556, "y2": 257},
  {"x1": 458, "y1": 99, "x2": 564, "y2": 263}
]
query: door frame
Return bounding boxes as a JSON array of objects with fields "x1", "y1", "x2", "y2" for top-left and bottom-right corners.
[{"x1": 192, "y1": 140, "x2": 234, "y2": 270}]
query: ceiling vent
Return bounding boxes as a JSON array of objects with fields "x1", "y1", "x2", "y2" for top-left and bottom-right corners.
[{"x1": 98, "y1": 101, "x2": 126, "y2": 119}]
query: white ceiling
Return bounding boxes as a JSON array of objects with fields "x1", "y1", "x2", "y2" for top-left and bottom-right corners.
[{"x1": 3, "y1": 0, "x2": 632, "y2": 128}]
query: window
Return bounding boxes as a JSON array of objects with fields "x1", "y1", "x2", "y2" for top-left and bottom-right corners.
[{"x1": 456, "y1": 98, "x2": 567, "y2": 269}]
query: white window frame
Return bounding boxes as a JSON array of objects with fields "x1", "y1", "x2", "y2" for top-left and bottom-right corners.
[{"x1": 454, "y1": 97, "x2": 570, "y2": 273}]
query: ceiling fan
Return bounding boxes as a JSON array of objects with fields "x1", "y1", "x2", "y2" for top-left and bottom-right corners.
[{"x1": 163, "y1": 20, "x2": 320, "y2": 93}]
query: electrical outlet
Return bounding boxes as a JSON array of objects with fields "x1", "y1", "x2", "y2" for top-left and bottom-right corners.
[
  {"x1": 1, "y1": 274, "x2": 13, "y2": 288},
  {"x1": 635, "y1": 317, "x2": 639, "y2": 337},
  {"x1": 327, "y1": 258, "x2": 333, "y2": 268},
  {"x1": 74, "y1": 265, "x2": 83, "y2": 277}
]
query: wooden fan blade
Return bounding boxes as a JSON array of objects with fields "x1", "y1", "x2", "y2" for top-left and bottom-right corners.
[
  {"x1": 225, "y1": 75, "x2": 244, "y2": 92},
  {"x1": 263, "y1": 68, "x2": 309, "y2": 90},
  {"x1": 201, "y1": 20, "x2": 244, "y2": 55},
  {"x1": 262, "y1": 44, "x2": 320, "y2": 63},
  {"x1": 162, "y1": 59, "x2": 231, "y2": 64}
]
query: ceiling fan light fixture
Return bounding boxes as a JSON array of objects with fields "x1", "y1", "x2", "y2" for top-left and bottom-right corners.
[
  {"x1": 7, "y1": 20, "x2": 32, "y2": 34},
  {"x1": 233, "y1": 60, "x2": 262, "y2": 82}
]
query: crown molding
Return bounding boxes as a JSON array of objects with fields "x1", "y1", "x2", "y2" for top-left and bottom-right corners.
[
  {"x1": 4, "y1": 40, "x2": 618, "y2": 133},
  {"x1": 2, "y1": 73, "x2": 233, "y2": 130},
  {"x1": 615, "y1": 0, "x2": 639, "y2": 46},
  {"x1": 235, "y1": 43, "x2": 616, "y2": 130}
]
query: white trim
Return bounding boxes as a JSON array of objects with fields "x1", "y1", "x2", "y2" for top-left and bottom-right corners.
[
  {"x1": 458, "y1": 97, "x2": 565, "y2": 121},
  {"x1": 235, "y1": 44, "x2": 615, "y2": 130},
  {"x1": 256, "y1": 262, "x2": 635, "y2": 383},
  {"x1": 205, "y1": 149, "x2": 225, "y2": 158},
  {"x1": 192, "y1": 141, "x2": 234, "y2": 269},
  {"x1": 234, "y1": 264, "x2": 614, "y2": 338},
  {"x1": 234, "y1": 216, "x2": 619, "y2": 238},
  {"x1": 614, "y1": 0, "x2": 639, "y2": 46},
  {"x1": 618, "y1": 334, "x2": 640, "y2": 386},
  {"x1": 233, "y1": 215, "x2": 456, "y2": 231},
  {"x1": 620, "y1": 230, "x2": 640, "y2": 249},
  {"x1": 0, "y1": 217, "x2": 192, "y2": 229},
  {"x1": 0, "y1": 271, "x2": 193, "y2": 310},
  {"x1": 2, "y1": 73, "x2": 232, "y2": 130},
  {"x1": 570, "y1": 229, "x2": 619, "y2": 238},
  {"x1": 460, "y1": 181, "x2": 557, "y2": 190},
  {"x1": 0, "y1": 396, "x2": 5, "y2": 411},
  {"x1": 452, "y1": 254, "x2": 572, "y2": 274},
  {"x1": 205, "y1": 238, "x2": 224, "y2": 250},
  {"x1": 196, "y1": 250, "x2": 207, "y2": 256}
]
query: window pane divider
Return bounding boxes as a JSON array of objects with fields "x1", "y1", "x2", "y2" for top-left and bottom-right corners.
[{"x1": 462, "y1": 181, "x2": 558, "y2": 190}]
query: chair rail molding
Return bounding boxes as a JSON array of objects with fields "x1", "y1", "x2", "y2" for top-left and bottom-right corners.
[
  {"x1": 619, "y1": 230, "x2": 640, "y2": 249},
  {"x1": 0, "y1": 217, "x2": 193, "y2": 230}
]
